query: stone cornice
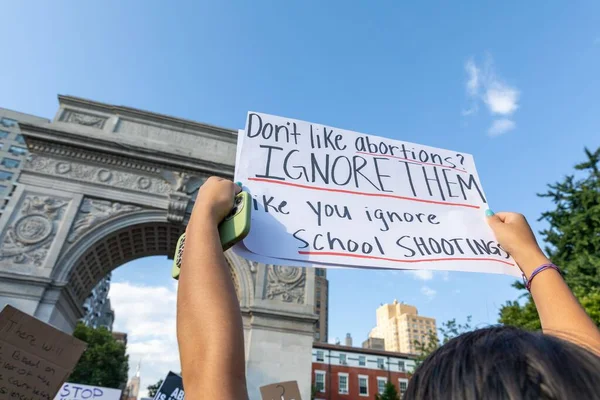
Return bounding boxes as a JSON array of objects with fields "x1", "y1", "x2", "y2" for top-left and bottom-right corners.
[
  {"x1": 20, "y1": 123, "x2": 234, "y2": 177},
  {"x1": 57, "y1": 94, "x2": 238, "y2": 142}
]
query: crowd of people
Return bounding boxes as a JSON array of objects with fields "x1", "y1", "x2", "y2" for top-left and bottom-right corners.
[{"x1": 176, "y1": 177, "x2": 600, "y2": 400}]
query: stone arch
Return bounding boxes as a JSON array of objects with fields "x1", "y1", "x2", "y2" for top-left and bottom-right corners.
[{"x1": 54, "y1": 208, "x2": 254, "y2": 311}]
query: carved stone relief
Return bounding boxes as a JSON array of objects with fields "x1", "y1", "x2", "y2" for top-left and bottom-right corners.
[
  {"x1": 25, "y1": 154, "x2": 172, "y2": 195},
  {"x1": 265, "y1": 265, "x2": 306, "y2": 303},
  {"x1": 67, "y1": 198, "x2": 142, "y2": 243},
  {"x1": 160, "y1": 171, "x2": 206, "y2": 223},
  {"x1": 0, "y1": 195, "x2": 69, "y2": 266},
  {"x1": 61, "y1": 110, "x2": 107, "y2": 129}
]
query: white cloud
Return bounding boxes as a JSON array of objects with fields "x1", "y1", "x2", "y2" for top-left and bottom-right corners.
[
  {"x1": 484, "y1": 84, "x2": 519, "y2": 115},
  {"x1": 463, "y1": 56, "x2": 520, "y2": 134},
  {"x1": 420, "y1": 286, "x2": 437, "y2": 300},
  {"x1": 488, "y1": 119, "x2": 516, "y2": 137},
  {"x1": 465, "y1": 59, "x2": 481, "y2": 96},
  {"x1": 109, "y1": 281, "x2": 180, "y2": 398},
  {"x1": 409, "y1": 270, "x2": 434, "y2": 281},
  {"x1": 465, "y1": 59, "x2": 480, "y2": 96}
]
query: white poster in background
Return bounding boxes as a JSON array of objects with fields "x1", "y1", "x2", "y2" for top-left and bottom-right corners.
[
  {"x1": 54, "y1": 383, "x2": 121, "y2": 400},
  {"x1": 234, "y1": 112, "x2": 520, "y2": 277}
]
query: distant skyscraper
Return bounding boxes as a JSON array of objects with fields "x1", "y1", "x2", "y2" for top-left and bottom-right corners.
[
  {"x1": 314, "y1": 268, "x2": 329, "y2": 342},
  {"x1": 0, "y1": 108, "x2": 49, "y2": 216},
  {"x1": 81, "y1": 273, "x2": 115, "y2": 330},
  {"x1": 124, "y1": 362, "x2": 141, "y2": 400},
  {"x1": 368, "y1": 300, "x2": 437, "y2": 354}
]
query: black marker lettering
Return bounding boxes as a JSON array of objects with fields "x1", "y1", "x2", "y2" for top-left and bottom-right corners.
[
  {"x1": 457, "y1": 174, "x2": 487, "y2": 203},
  {"x1": 255, "y1": 145, "x2": 285, "y2": 180},
  {"x1": 422, "y1": 166, "x2": 446, "y2": 201},
  {"x1": 373, "y1": 157, "x2": 392, "y2": 192},
  {"x1": 396, "y1": 236, "x2": 416, "y2": 257},
  {"x1": 293, "y1": 229, "x2": 309, "y2": 249}
]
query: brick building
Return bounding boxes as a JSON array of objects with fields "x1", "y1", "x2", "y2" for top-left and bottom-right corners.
[{"x1": 311, "y1": 342, "x2": 416, "y2": 400}]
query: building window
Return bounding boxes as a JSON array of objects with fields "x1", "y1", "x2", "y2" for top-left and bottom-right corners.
[
  {"x1": 316, "y1": 350, "x2": 324, "y2": 362},
  {"x1": 339, "y1": 353, "x2": 347, "y2": 365},
  {"x1": 0, "y1": 130, "x2": 9, "y2": 139},
  {"x1": 377, "y1": 377, "x2": 387, "y2": 394},
  {"x1": 398, "y1": 361, "x2": 405, "y2": 372},
  {"x1": 0, "y1": 171, "x2": 13, "y2": 181},
  {"x1": 399, "y1": 379, "x2": 408, "y2": 397},
  {"x1": 338, "y1": 373, "x2": 349, "y2": 394},
  {"x1": 315, "y1": 332, "x2": 320, "y2": 340},
  {"x1": 1, "y1": 158, "x2": 20, "y2": 169},
  {"x1": 358, "y1": 375, "x2": 368, "y2": 396},
  {"x1": 316, "y1": 288, "x2": 321, "y2": 297},
  {"x1": 377, "y1": 358, "x2": 385, "y2": 369},
  {"x1": 15, "y1": 134, "x2": 26, "y2": 144},
  {"x1": 8, "y1": 145, "x2": 27, "y2": 156},
  {"x1": 358, "y1": 355, "x2": 366, "y2": 366},
  {"x1": 0, "y1": 118, "x2": 17, "y2": 128},
  {"x1": 315, "y1": 371, "x2": 326, "y2": 392}
]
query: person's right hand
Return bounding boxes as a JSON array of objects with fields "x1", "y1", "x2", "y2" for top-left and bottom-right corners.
[
  {"x1": 189, "y1": 176, "x2": 241, "y2": 226},
  {"x1": 486, "y1": 211, "x2": 551, "y2": 277}
]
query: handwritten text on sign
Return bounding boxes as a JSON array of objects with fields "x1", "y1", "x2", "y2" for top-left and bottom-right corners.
[
  {"x1": 0, "y1": 305, "x2": 87, "y2": 400},
  {"x1": 236, "y1": 112, "x2": 518, "y2": 276}
]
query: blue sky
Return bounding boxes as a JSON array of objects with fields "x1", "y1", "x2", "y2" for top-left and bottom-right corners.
[{"x1": 2, "y1": 1, "x2": 600, "y2": 395}]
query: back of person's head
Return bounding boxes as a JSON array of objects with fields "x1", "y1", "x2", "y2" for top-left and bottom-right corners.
[{"x1": 404, "y1": 325, "x2": 600, "y2": 400}]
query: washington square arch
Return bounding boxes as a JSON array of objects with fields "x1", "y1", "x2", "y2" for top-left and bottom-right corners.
[{"x1": 0, "y1": 95, "x2": 317, "y2": 399}]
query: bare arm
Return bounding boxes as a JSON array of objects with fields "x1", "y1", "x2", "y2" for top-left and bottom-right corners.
[
  {"x1": 488, "y1": 211, "x2": 600, "y2": 354},
  {"x1": 177, "y1": 177, "x2": 249, "y2": 400}
]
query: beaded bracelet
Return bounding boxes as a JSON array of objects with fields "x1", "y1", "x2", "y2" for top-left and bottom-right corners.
[{"x1": 523, "y1": 263, "x2": 561, "y2": 291}]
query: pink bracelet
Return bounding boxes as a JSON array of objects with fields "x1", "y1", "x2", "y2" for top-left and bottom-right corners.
[{"x1": 523, "y1": 263, "x2": 561, "y2": 291}]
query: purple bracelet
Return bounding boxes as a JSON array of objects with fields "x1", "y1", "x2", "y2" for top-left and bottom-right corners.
[{"x1": 523, "y1": 263, "x2": 561, "y2": 291}]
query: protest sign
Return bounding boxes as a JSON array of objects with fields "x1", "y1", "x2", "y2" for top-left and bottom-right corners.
[
  {"x1": 0, "y1": 305, "x2": 87, "y2": 400},
  {"x1": 54, "y1": 383, "x2": 121, "y2": 400},
  {"x1": 260, "y1": 381, "x2": 302, "y2": 400},
  {"x1": 153, "y1": 371, "x2": 184, "y2": 400},
  {"x1": 234, "y1": 112, "x2": 520, "y2": 276}
]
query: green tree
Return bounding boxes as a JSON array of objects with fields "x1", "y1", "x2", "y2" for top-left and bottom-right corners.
[
  {"x1": 68, "y1": 323, "x2": 129, "y2": 389},
  {"x1": 413, "y1": 316, "x2": 472, "y2": 367},
  {"x1": 148, "y1": 379, "x2": 164, "y2": 398},
  {"x1": 500, "y1": 147, "x2": 600, "y2": 328},
  {"x1": 375, "y1": 381, "x2": 400, "y2": 400}
]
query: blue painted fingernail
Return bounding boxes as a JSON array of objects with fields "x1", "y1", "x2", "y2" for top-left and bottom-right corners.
[
  {"x1": 485, "y1": 209, "x2": 495, "y2": 217},
  {"x1": 235, "y1": 181, "x2": 242, "y2": 187}
]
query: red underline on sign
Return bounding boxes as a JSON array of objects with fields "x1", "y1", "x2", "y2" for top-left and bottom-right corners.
[
  {"x1": 356, "y1": 151, "x2": 468, "y2": 174},
  {"x1": 298, "y1": 251, "x2": 516, "y2": 266},
  {"x1": 248, "y1": 177, "x2": 480, "y2": 209}
]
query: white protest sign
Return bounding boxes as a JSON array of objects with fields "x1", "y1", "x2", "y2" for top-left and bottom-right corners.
[
  {"x1": 234, "y1": 112, "x2": 519, "y2": 277},
  {"x1": 54, "y1": 382, "x2": 121, "y2": 400}
]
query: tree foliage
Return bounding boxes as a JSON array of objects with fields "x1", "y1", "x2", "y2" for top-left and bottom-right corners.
[
  {"x1": 68, "y1": 323, "x2": 129, "y2": 389},
  {"x1": 148, "y1": 379, "x2": 164, "y2": 398},
  {"x1": 413, "y1": 316, "x2": 472, "y2": 366},
  {"x1": 375, "y1": 381, "x2": 400, "y2": 400},
  {"x1": 500, "y1": 147, "x2": 600, "y2": 328}
]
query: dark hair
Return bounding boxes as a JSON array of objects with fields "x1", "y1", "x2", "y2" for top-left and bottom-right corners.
[{"x1": 404, "y1": 326, "x2": 600, "y2": 400}]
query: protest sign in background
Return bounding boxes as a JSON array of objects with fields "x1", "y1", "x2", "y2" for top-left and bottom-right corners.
[
  {"x1": 54, "y1": 383, "x2": 121, "y2": 400},
  {"x1": 153, "y1": 371, "x2": 184, "y2": 400},
  {"x1": 0, "y1": 305, "x2": 87, "y2": 400},
  {"x1": 234, "y1": 112, "x2": 519, "y2": 277}
]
